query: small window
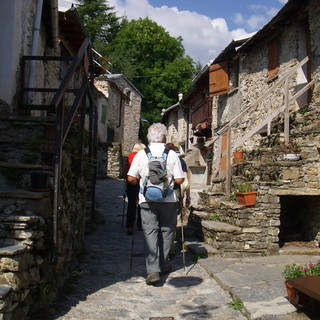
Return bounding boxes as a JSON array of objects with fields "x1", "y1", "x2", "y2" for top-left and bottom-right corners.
[
  {"x1": 268, "y1": 39, "x2": 279, "y2": 78},
  {"x1": 209, "y1": 61, "x2": 229, "y2": 97}
]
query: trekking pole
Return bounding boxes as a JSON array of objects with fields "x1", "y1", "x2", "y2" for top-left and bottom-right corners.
[
  {"x1": 179, "y1": 186, "x2": 186, "y2": 271},
  {"x1": 121, "y1": 179, "x2": 127, "y2": 229},
  {"x1": 129, "y1": 220, "x2": 136, "y2": 270}
]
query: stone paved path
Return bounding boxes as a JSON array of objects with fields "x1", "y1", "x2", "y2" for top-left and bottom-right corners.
[{"x1": 45, "y1": 178, "x2": 246, "y2": 320}]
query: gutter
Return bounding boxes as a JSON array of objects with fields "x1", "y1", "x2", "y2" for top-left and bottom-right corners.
[
  {"x1": 50, "y1": 0, "x2": 59, "y2": 49},
  {"x1": 27, "y1": 0, "x2": 43, "y2": 104}
]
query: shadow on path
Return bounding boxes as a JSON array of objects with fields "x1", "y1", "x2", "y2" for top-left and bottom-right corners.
[{"x1": 39, "y1": 178, "x2": 230, "y2": 320}]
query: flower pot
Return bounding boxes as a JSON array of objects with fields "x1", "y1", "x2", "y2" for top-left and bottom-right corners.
[
  {"x1": 283, "y1": 153, "x2": 301, "y2": 161},
  {"x1": 235, "y1": 191, "x2": 257, "y2": 206},
  {"x1": 30, "y1": 172, "x2": 49, "y2": 191},
  {"x1": 284, "y1": 281, "x2": 310, "y2": 306},
  {"x1": 233, "y1": 151, "x2": 244, "y2": 164},
  {"x1": 284, "y1": 281, "x2": 298, "y2": 305}
]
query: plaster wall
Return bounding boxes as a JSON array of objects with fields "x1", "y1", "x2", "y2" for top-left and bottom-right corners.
[{"x1": 0, "y1": 0, "x2": 35, "y2": 108}]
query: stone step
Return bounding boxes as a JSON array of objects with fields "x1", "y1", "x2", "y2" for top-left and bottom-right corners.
[
  {"x1": 0, "y1": 161, "x2": 54, "y2": 170},
  {"x1": 201, "y1": 220, "x2": 241, "y2": 233},
  {"x1": 0, "y1": 285, "x2": 12, "y2": 299},
  {"x1": 0, "y1": 243, "x2": 28, "y2": 256},
  {"x1": 279, "y1": 245, "x2": 320, "y2": 256},
  {"x1": 185, "y1": 240, "x2": 220, "y2": 257}
]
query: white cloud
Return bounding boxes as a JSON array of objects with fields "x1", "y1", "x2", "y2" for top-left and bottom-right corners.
[
  {"x1": 233, "y1": 13, "x2": 245, "y2": 26},
  {"x1": 246, "y1": 14, "x2": 268, "y2": 30},
  {"x1": 109, "y1": 0, "x2": 247, "y2": 65}
]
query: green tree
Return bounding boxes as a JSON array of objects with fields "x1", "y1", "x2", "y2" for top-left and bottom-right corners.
[
  {"x1": 106, "y1": 18, "x2": 197, "y2": 124},
  {"x1": 76, "y1": 0, "x2": 122, "y2": 44}
]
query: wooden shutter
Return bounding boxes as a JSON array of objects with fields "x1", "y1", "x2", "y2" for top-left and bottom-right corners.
[
  {"x1": 268, "y1": 39, "x2": 279, "y2": 78},
  {"x1": 209, "y1": 61, "x2": 229, "y2": 97}
]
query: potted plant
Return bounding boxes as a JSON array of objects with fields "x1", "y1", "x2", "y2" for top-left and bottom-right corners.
[
  {"x1": 233, "y1": 146, "x2": 246, "y2": 164},
  {"x1": 282, "y1": 262, "x2": 320, "y2": 305},
  {"x1": 234, "y1": 182, "x2": 257, "y2": 206}
]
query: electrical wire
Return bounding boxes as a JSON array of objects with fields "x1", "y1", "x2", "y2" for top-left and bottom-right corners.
[{"x1": 126, "y1": 70, "x2": 196, "y2": 79}]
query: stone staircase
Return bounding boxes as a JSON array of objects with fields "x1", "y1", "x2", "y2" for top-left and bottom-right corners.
[
  {"x1": 0, "y1": 111, "x2": 94, "y2": 319},
  {"x1": 0, "y1": 115, "x2": 56, "y2": 319},
  {"x1": 183, "y1": 108, "x2": 320, "y2": 259}
]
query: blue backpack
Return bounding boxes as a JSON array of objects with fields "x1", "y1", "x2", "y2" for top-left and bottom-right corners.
[{"x1": 141, "y1": 147, "x2": 173, "y2": 201}]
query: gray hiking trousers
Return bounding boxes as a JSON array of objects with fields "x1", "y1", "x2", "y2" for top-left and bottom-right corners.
[{"x1": 140, "y1": 202, "x2": 178, "y2": 274}]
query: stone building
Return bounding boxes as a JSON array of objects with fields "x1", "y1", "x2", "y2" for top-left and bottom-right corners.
[
  {"x1": 0, "y1": 2, "x2": 106, "y2": 319},
  {"x1": 94, "y1": 74, "x2": 143, "y2": 178},
  {"x1": 161, "y1": 93, "x2": 189, "y2": 151},
  {"x1": 187, "y1": 0, "x2": 320, "y2": 257}
]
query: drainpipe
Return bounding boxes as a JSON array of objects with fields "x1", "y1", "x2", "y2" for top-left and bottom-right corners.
[
  {"x1": 27, "y1": 0, "x2": 43, "y2": 104},
  {"x1": 50, "y1": 0, "x2": 59, "y2": 50}
]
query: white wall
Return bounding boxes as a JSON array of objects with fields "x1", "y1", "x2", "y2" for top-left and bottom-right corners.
[{"x1": 0, "y1": 1, "x2": 35, "y2": 107}]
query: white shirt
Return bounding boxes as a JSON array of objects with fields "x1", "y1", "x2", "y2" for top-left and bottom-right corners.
[{"x1": 127, "y1": 143, "x2": 185, "y2": 204}]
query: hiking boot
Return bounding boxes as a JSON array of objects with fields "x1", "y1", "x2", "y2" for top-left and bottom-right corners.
[
  {"x1": 146, "y1": 272, "x2": 160, "y2": 285},
  {"x1": 160, "y1": 266, "x2": 172, "y2": 276}
]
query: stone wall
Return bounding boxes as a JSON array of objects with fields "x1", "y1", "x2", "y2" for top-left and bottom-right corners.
[
  {"x1": 122, "y1": 84, "x2": 142, "y2": 156},
  {"x1": 106, "y1": 142, "x2": 122, "y2": 179},
  {"x1": 211, "y1": 0, "x2": 320, "y2": 167},
  {"x1": 193, "y1": 101, "x2": 320, "y2": 257},
  {"x1": 95, "y1": 76, "x2": 142, "y2": 157},
  {"x1": 0, "y1": 119, "x2": 88, "y2": 319}
]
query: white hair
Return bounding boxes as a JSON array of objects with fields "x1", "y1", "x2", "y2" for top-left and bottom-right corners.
[{"x1": 147, "y1": 123, "x2": 167, "y2": 143}]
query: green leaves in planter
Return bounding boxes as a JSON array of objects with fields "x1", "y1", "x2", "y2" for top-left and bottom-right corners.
[
  {"x1": 282, "y1": 262, "x2": 320, "y2": 281},
  {"x1": 236, "y1": 182, "x2": 253, "y2": 193}
]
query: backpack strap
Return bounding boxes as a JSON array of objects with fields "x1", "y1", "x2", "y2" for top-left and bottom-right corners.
[
  {"x1": 162, "y1": 147, "x2": 170, "y2": 160},
  {"x1": 144, "y1": 146, "x2": 170, "y2": 160},
  {"x1": 144, "y1": 147, "x2": 152, "y2": 159}
]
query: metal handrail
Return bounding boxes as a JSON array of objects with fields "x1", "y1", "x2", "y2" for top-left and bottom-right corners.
[{"x1": 20, "y1": 37, "x2": 98, "y2": 263}]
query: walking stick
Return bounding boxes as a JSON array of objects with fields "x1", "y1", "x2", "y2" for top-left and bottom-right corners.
[
  {"x1": 129, "y1": 224, "x2": 135, "y2": 270},
  {"x1": 179, "y1": 186, "x2": 186, "y2": 271}
]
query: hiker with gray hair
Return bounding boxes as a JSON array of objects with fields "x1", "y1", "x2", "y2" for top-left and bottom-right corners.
[{"x1": 127, "y1": 123, "x2": 184, "y2": 285}]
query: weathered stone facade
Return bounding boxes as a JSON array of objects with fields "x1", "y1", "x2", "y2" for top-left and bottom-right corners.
[
  {"x1": 95, "y1": 75, "x2": 142, "y2": 178},
  {"x1": 189, "y1": 0, "x2": 320, "y2": 258},
  {"x1": 106, "y1": 142, "x2": 122, "y2": 179},
  {"x1": 0, "y1": 2, "x2": 97, "y2": 319},
  {"x1": 94, "y1": 75, "x2": 142, "y2": 156}
]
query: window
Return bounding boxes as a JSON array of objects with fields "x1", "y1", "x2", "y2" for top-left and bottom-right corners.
[
  {"x1": 209, "y1": 61, "x2": 229, "y2": 97},
  {"x1": 268, "y1": 39, "x2": 279, "y2": 79}
]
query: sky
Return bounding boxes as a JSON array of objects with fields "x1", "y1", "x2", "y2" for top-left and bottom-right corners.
[{"x1": 107, "y1": 0, "x2": 288, "y2": 65}]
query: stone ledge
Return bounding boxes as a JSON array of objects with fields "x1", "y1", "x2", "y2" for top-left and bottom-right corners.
[
  {"x1": 201, "y1": 220, "x2": 242, "y2": 233},
  {"x1": 0, "y1": 191, "x2": 50, "y2": 199},
  {"x1": 185, "y1": 240, "x2": 220, "y2": 257},
  {"x1": 0, "y1": 215, "x2": 43, "y2": 223},
  {"x1": 0, "y1": 244, "x2": 27, "y2": 256},
  {"x1": 0, "y1": 285, "x2": 11, "y2": 299}
]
